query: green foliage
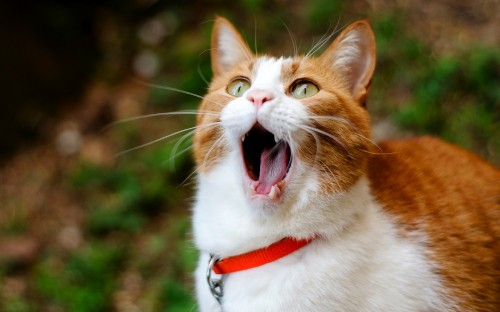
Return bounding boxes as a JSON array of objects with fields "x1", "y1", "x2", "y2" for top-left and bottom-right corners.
[
  {"x1": 3, "y1": 296, "x2": 32, "y2": 312},
  {"x1": 394, "y1": 49, "x2": 500, "y2": 161},
  {"x1": 35, "y1": 244, "x2": 125, "y2": 312},
  {"x1": 307, "y1": 0, "x2": 344, "y2": 31},
  {"x1": 160, "y1": 277, "x2": 196, "y2": 312},
  {"x1": 370, "y1": 12, "x2": 499, "y2": 164}
]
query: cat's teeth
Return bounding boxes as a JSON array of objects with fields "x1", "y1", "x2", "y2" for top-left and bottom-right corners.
[
  {"x1": 250, "y1": 181, "x2": 259, "y2": 193},
  {"x1": 274, "y1": 135, "x2": 278, "y2": 143},
  {"x1": 241, "y1": 133, "x2": 250, "y2": 142},
  {"x1": 268, "y1": 184, "x2": 280, "y2": 199}
]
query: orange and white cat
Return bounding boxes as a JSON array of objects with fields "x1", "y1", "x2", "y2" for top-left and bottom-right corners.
[{"x1": 192, "y1": 17, "x2": 500, "y2": 312}]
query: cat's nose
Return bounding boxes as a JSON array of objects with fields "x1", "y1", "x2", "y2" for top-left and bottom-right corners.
[{"x1": 247, "y1": 89, "x2": 274, "y2": 107}]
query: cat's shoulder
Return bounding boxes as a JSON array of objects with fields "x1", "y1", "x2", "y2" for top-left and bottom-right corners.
[{"x1": 366, "y1": 136, "x2": 500, "y2": 311}]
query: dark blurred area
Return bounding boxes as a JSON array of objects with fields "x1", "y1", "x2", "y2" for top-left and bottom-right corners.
[
  {"x1": 0, "y1": 0, "x2": 167, "y2": 160},
  {"x1": 0, "y1": 0, "x2": 498, "y2": 311}
]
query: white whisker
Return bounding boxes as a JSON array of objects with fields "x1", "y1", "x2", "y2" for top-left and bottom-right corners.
[
  {"x1": 319, "y1": 159, "x2": 341, "y2": 191},
  {"x1": 303, "y1": 115, "x2": 384, "y2": 153},
  {"x1": 134, "y1": 79, "x2": 226, "y2": 108},
  {"x1": 168, "y1": 128, "x2": 197, "y2": 170},
  {"x1": 180, "y1": 135, "x2": 227, "y2": 188},
  {"x1": 296, "y1": 125, "x2": 322, "y2": 164},
  {"x1": 103, "y1": 110, "x2": 219, "y2": 131},
  {"x1": 278, "y1": 18, "x2": 298, "y2": 56},
  {"x1": 197, "y1": 63, "x2": 209, "y2": 86},
  {"x1": 305, "y1": 18, "x2": 345, "y2": 59},
  {"x1": 168, "y1": 144, "x2": 194, "y2": 170},
  {"x1": 253, "y1": 15, "x2": 258, "y2": 54},
  {"x1": 202, "y1": 135, "x2": 227, "y2": 171},
  {"x1": 300, "y1": 115, "x2": 354, "y2": 127},
  {"x1": 299, "y1": 124, "x2": 350, "y2": 155},
  {"x1": 115, "y1": 122, "x2": 220, "y2": 157}
]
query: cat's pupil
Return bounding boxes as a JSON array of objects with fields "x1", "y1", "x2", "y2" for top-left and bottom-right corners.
[{"x1": 297, "y1": 84, "x2": 309, "y2": 97}]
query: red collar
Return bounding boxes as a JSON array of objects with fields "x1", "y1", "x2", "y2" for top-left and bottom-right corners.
[{"x1": 211, "y1": 236, "x2": 317, "y2": 275}]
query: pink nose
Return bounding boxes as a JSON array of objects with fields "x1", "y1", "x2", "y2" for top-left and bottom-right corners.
[{"x1": 247, "y1": 89, "x2": 274, "y2": 107}]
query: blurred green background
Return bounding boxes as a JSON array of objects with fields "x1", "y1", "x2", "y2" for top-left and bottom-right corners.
[{"x1": 0, "y1": 0, "x2": 498, "y2": 311}]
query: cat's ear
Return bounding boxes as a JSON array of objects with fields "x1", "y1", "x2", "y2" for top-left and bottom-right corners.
[
  {"x1": 320, "y1": 20, "x2": 376, "y2": 106},
  {"x1": 211, "y1": 16, "x2": 253, "y2": 76}
]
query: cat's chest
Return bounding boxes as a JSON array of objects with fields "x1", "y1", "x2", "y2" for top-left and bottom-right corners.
[{"x1": 194, "y1": 203, "x2": 449, "y2": 312}]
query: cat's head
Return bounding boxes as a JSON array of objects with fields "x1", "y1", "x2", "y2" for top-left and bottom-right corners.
[{"x1": 193, "y1": 17, "x2": 375, "y2": 217}]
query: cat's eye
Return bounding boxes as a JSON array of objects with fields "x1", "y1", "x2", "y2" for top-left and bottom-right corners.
[
  {"x1": 227, "y1": 78, "x2": 251, "y2": 97},
  {"x1": 291, "y1": 81, "x2": 319, "y2": 99}
]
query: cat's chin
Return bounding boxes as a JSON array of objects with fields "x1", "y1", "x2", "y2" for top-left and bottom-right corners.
[{"x1": 245, "y1": 195, "x2": 281, "y2": 214}]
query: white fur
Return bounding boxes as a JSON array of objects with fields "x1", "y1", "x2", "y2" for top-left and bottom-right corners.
[{"x1": 193, "y1": 57, "x2": 451, "y2": 311}]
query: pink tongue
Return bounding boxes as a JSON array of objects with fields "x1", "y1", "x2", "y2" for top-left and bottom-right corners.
[{"x1": 256, "y1": 142, "x2": 289, "y2": 194}]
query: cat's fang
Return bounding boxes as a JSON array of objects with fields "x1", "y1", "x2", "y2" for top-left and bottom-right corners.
[
  {"x1": 250, "y1": 181, "x2": 259, "y2": 192},
  {"x1": 268, "y1": 184, "x2": 280, "y2": 199}
]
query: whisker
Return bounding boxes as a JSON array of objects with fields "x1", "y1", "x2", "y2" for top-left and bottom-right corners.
[
  {"x1": 180, "y1": 135, "x2": 227, "y2": 188},
  {"x1": 197, "y1": 48, "x2": 212, "y2": 86},
  {"x1": 299, "y1": 115, "x2": 353, "y2": 126},
  {"x1": 201, "y1": 135, "x2": 227, "y2": 171},
  {"x1": 278, "y1": 18, "x2": 298, "y2": 57},
  {"x1": 319, "y1": 159, "x2": 341, "y2": 191},
  {"x1": 296, "y1": 125, "x2": 322, "y2": 164},
  {"x1": 103, "y1": 110, "x2": 219, "y2": 131},
  {"x1": 299, "y1": 124, "x2": 350, "y2": 155},
  {"x1": 305, "y1": 23, "x2": 334, "y2": 59},
  {"x1": 115, "y1": 122, "x2": 220, "y2": 157},
  {"x1": 168, "y1": 144, "x2": 194, "y2": 170},
  {"x1": 305, "y1": 18, "x2": 345, "y2": 58},
  {"x1": 197, "y1": 62, "x2": 209, "y2": 86},
  {"x1": 168, "y1": 128, "x2": 197, "y2": 170},
  {"x1": 239, "y1": 32, "x2": 255, "y2": 62},
  {"x1": 253, "y1": 15, "x2": 258, "y2": 54},
  {"x1": 352, "y1": 132, "x2": 384, "y2": 153},
  {"x1": 134, "y1": 79, "x2": 226, "y2": 108},
  {"x1": 303, "y1": 115, "x2": 384, "y2": 153},
  {"x1": 178, "y1": 166, "x2": 200, "y2": 188},
  {"x1": 357, "y1": 149, "x2": 396, "y2": 155}
]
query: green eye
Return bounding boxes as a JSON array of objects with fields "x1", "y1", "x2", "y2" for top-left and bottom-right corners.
[
  {"x1": 227, "y1": 78, "x2": 251, "y2": 97},
  {"x1": 291, "y1": 81, "x2": 319, "y2": 99}
]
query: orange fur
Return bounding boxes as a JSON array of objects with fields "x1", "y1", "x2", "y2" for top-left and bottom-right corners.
[{"x1": 368, "y1": 137, "x2": 500, "y2": 311}]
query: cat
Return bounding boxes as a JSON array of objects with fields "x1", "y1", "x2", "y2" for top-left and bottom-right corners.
[{"x1": 191, "y1": 16, "x2": 500, "y2": 312}]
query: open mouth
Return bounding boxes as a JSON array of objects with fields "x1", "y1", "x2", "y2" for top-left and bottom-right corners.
[{"x1": 241, "y1": 124, "x2": 292, "y2": 199}]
